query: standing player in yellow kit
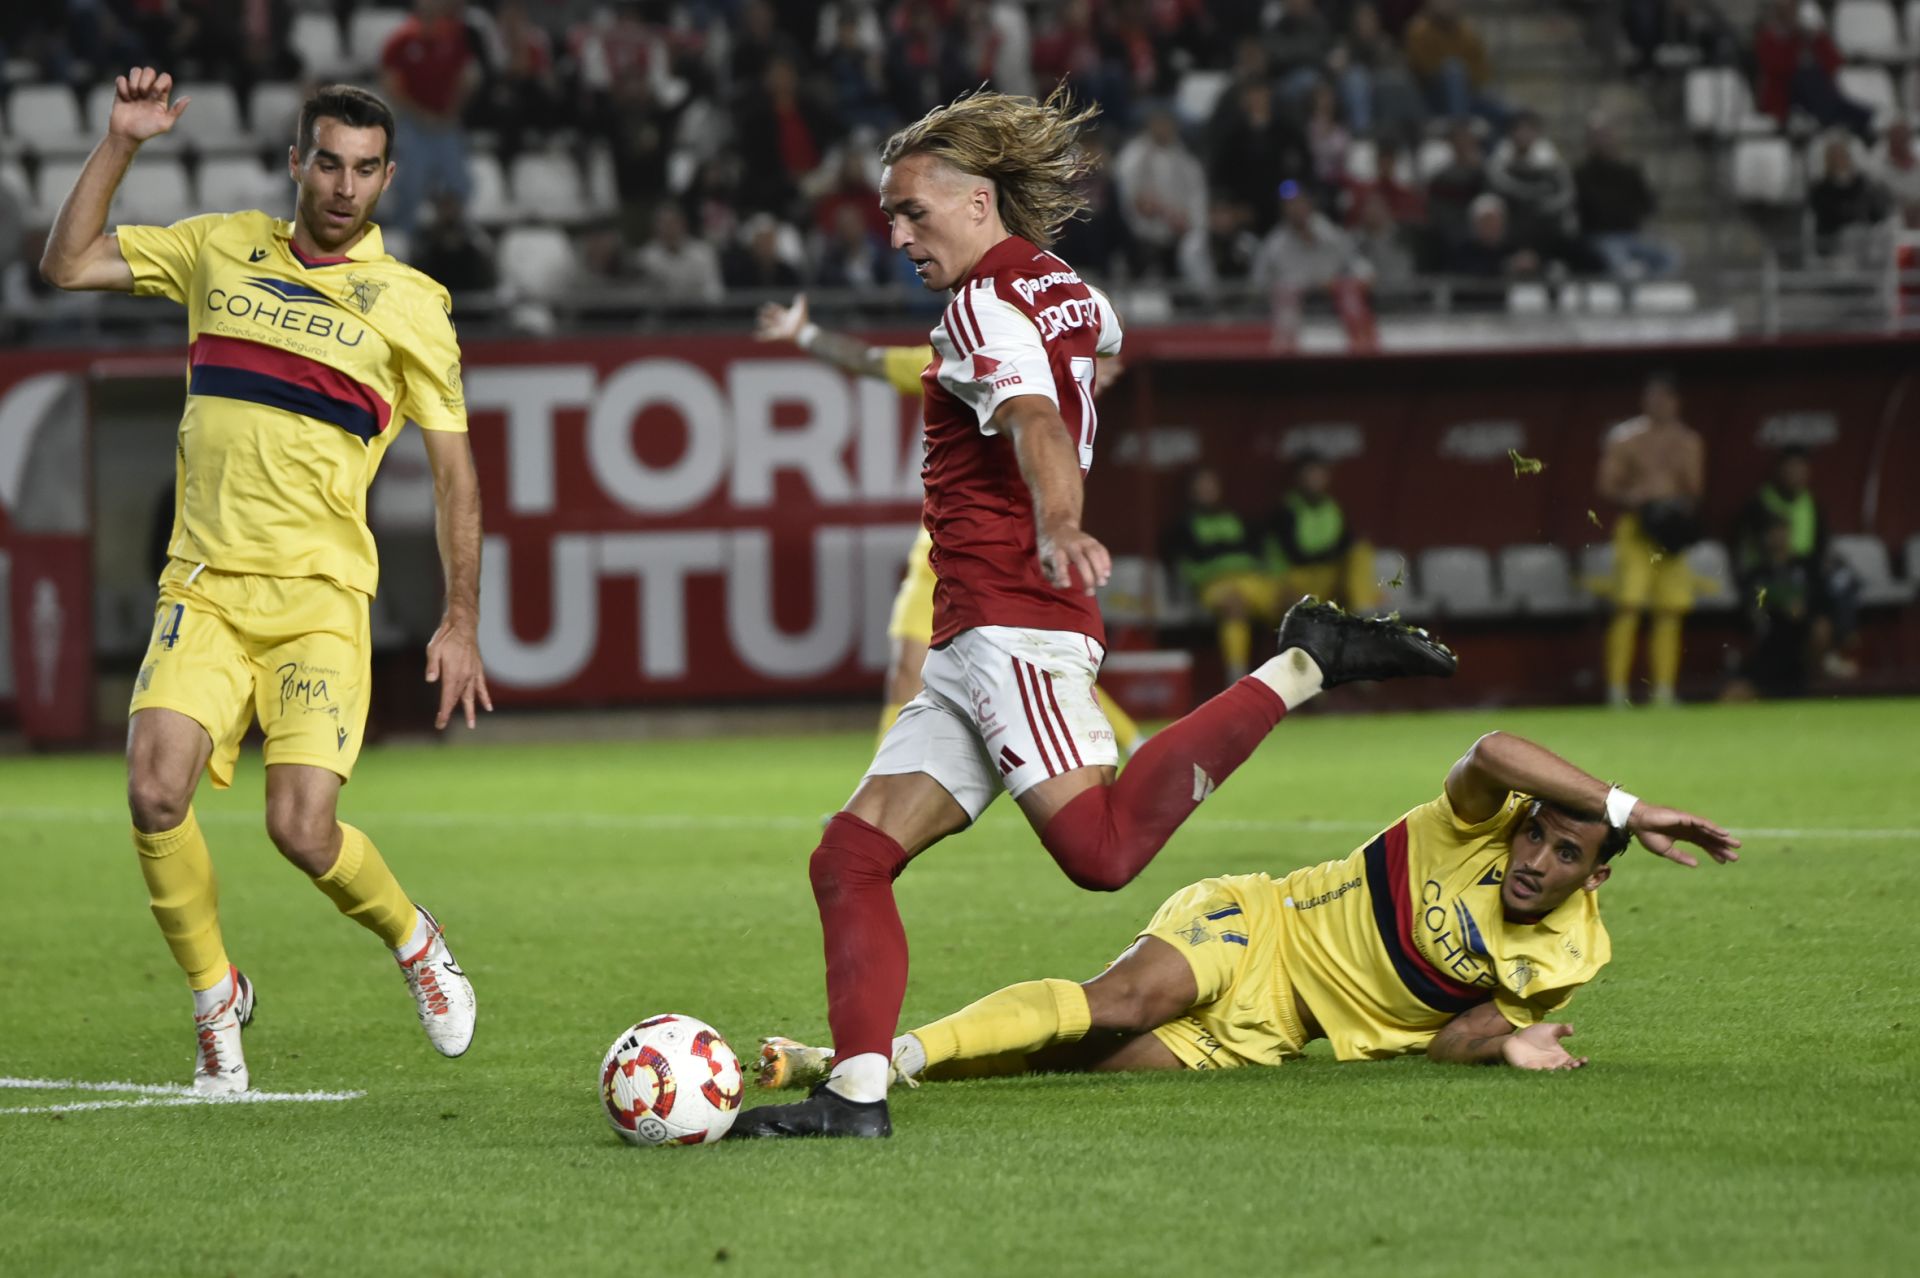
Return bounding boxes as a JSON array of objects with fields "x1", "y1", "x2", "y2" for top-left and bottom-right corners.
[
  {"x1": 754, "y1": 293, "x2": 1144, "y2": 753},
  {"x1": 41, "y1": 70, "x2": 487, "y2": 1094}
]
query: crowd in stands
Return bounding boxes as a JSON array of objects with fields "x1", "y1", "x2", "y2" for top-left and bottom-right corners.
[{"x1": 1, "y1": 0, "x2": 1707, "y2": 317}]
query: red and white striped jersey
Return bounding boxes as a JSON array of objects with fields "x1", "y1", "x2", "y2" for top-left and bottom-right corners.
[{"x1": 919, "y1": 235, "x2": 1123, "y2": 645}]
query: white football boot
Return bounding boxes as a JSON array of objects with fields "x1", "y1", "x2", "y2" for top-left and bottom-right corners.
[
  {"x1": 191, "y1": 968, "x2": 256, "y2": 1097},
  {"x1": 396, "y1": 907, "x2": 475, "y2": 1057},
  {"x1": 755, "y1": 1036, "x2": 918, "y2": 1090}
]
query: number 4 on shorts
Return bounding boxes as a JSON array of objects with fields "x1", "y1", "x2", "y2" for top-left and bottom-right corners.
[{"x1": 159, "y1": 603, "x2": 184, "y2": 650}]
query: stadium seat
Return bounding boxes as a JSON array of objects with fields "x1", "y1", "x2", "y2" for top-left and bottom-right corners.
[
  {"x1": 0, "y1": 159, "x2": 32, "y2": 225},
  {"x1": 1371, "y1": 547, "x2": 1429, "y2": 617},
  {"x1": 508, "y1": 151, "x2": 586, "y2": 223},
  {"x1": 1908, "y1": 0, "x2": 1920, "y2": 48},
  {"x1": 1733, "y1": 137, "x2": 1796, "y2": 204},
  {"x1": 1344, "y1": 138, "x2": 1378, "y2": 184},
  {"x1": 291, "y1": 13, "x2": 352, "y2": 79},
  {"x1": 466, "y1": 153, "x2": 510, "y2": 224},
  {"x1": 1684, "y1": 67, "x2": 1767, "y2": 137},
  {"x1": 1631, "y1": 281, "x2": 1699, "y2": 312},
  {"x1": 116, "y1": 156, "x2": 196, "y2": 225},
  {"x1": 168, "y1": 82, "x2": 247, "y2": 154},
  {"x1": 1836, "y1": 66, "x2": 1898, "y2": 122},
  {"x1": 1579, "y1": 542, "x2": 1615, "y2": 600},
  {"x1": 1416, "y1": 137, "x2": 1453, "y2": 180},
  {"x1": 1683, "y1": 540, "x2": 1738, "y2": 610},
  {"x1": 1831, "y1": 533, "x2": 1916, "y2": 604},
  {"x1": 1417, "y1": 547, "x2": 1501, "y2": 617},
  {"x1": 6, "y1": 83, "x2": 91, "y2": 154},
  {"x1": 1903, "y1": 533, "x2": 1920, "y2": 590},
  {"x1": 1498, "y1": 544, "x2": 1585, "y2": 614},
  {"x1": 31, "y1": 157, "x2": 87, "y2": 225},
  {"x1": 583, "y1": 146, "x2": 618, "y2": 218},
  {"x1": 1150, "y1": 561, "x2": 1205, "y2": 626},
  {"x1": 1834, "y1": 1, "x2": 1904, "y2": 59},
  {"x1": 496, "y1": 225, "x2": 579, "y2": 302},
  {"x1": 199, "y1": 156, "x2": 287, "y2": 214},
  {"x1": 1507, "y1": 283, "x2": 1551, "y2": 314},
  {"x1": 349, "y1": 9, "x2": 411, "y2": 70},
  {"x1": 1173, "y1": 70, "x2": 1231, "y2": 128},
  {"x1": 249, "y1": 82, "x2": 304, "y2": 149}
]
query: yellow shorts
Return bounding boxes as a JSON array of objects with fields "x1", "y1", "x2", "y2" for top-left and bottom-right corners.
[
  {"x1": 130, "y1": 559, "x2": 371, "y2": 789},
  {"x1": 887, "y1": 528, "x2": 937, "y2": 645},
  {"x1": 1197, "y1": 571, "x2": 1285, "y2": 619},
  {"x1": 1611, "y1": 515, "x2": 1693, "y2": 611},
  {"x1": 1140, "y1": 874, "x2": 1308, "y2": 1070},
  {"x1": 1280, "y1": 541, "x2": 1377, "y2": 612}
]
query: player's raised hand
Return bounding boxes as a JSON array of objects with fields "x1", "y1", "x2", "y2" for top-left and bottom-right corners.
[
  {"x1": 426, "y1": 620, "x2": 493, "y2": 730},
  {"x1": 755, "y1": 293, "x2": 809, "y2": 344},
  {"x1": 1038, "y1": 520, "x2": 1111, "y2": 596},
  {"x1": 108, "y1": 68, "x2": 191, "y2": 144},
  {"x1": 1629, "y1": 801, "x2": 1742, "y2": 867},
  {"x1": 1501, "y1": 1022, "x2": 1588, "y2": 1071}
]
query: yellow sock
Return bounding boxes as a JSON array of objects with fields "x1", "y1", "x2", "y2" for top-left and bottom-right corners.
[
  {"x1": 1649, "y1": 611, "x2": 1684, "y2": 692},
  {"x1": 133, "y1": 808, "x2": 230, "y2": 991},
  {"x1": 314, "y1": 823, "x2": 417, "y2": 949},
  {"x1": 911, "y1": 978, "x2": 1091, "y2": 1074},
  {"x1": 1220, "y1": 618, "x2": 1252, "y2": 679},
  {"x1": 1604, "y1": 610, "x2": 1639, "y2": 693},
  {"x1": 877, "y1": 702, "x2": 904, "y2": 749},
  {"x1": 1094, "y1": 685, "x2": 1142, "y2": 756}
]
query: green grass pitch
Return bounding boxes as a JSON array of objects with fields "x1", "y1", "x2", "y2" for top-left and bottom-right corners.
[{"x1": 2, "y1": 699, "x2": 1916, "y2": 1276}]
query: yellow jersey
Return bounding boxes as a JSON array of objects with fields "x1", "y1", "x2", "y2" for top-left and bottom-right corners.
[
  {"x1": 880, "y1": 344, "x2": 933, "y2": 397},
  {"x1": 1277, "y1": 790, "x2": 1612, "y2": 1060},
  {"x1": 116, "y1": 210, "x2": 467, "y2": 596}
]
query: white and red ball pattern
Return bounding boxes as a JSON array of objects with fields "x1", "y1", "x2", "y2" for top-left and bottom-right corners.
[{"x1": 600, "y1": 1014, "x2": 744, "y2": 1146}]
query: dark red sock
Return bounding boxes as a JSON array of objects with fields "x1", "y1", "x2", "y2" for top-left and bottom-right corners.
[
  {"x1": 810, "y1": 812, "x2": 914, "y2": 1062},
  {"x1": 1041, "y1": 676, "x2": 1286, "y2": 891}
]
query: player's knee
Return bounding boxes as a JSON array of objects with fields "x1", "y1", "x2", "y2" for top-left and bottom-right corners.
[
  {"x1": 126, "y1": 772, "x2": 190, "y2": 833},
  {"x1": 1056, "y1": 858, "x2": 1136, "y2": 893},
  {"x1": 264, "y1": 802, "x2": 337, "y2": 875},
  {"x1": 1082, "y1": 976, "x2": 1169, "y2": 1034}
]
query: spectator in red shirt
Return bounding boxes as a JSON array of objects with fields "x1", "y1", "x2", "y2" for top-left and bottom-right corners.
[
  {"x1": 380, "y1": 0, "x2": 480, "y2": 238},
  {"x1": 1752, "y1": 0, "x2": 1873, "y2": 139},
  {"x1": 810, "y1": 147, "x2": 887, "y2": 242},
  {"x1": 734, "y1": 55, "x2": 839, "y2": 217}
]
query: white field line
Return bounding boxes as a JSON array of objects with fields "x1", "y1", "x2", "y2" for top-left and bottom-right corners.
[
  {"x1": 4, "y1": 805, "x2": 1913, "y2": 841},
  {"x1": 0, "y1": 1076, "x2": 363, "y2": 1115}
]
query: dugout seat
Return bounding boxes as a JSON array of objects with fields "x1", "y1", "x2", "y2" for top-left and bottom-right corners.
[
  {"x1": 1498, "y1": 544, "x2": 1584, "y2": 615},
  {"x1": 1905, "y1": 534, "x2": 1920, "y2": 591},
  {"x1": 6, "y1": 83, "x2": 91, "y2": 154},
  {"x1": 1832, "y1": 534, "x2": 1915, "y2": 605},
  {"x1": 1631, "y1": 280, "x2": 1699, "y2": 312},
  {"x1": 1096, "y1": 556, "x2": 1158, "y2": 626},
  {"x1": 1371, "y1": 546, "x2": 1428, "y2": 617},
  {"x1": 1418, "y1": 547, "x2": 1501, "y2": 617},
  {"x1": 1683, "y1": 539, "x2": 1738, "y2": 611}
]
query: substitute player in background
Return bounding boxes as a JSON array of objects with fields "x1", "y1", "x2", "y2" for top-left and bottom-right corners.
[
  {"x1": 759, "y1": 731, "x2": 1739, "y2": 1086},
  {"x1": 729, "y1": 88, "x2": 1456, "y2": 1141},
  {"x1": 753, "y1": 292, "x2": 1144, "y2": 754},
  {"x1": 41, "y1": 70, "x2": 485, "y2": 1094},
  {"x1": 1598, "y1": 372, "x2": 1705, "y2": 708}
]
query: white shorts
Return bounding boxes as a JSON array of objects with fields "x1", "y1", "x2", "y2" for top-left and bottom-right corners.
[{"x1": 866, "y1": 625, "x2": 1119, "y2": 820}]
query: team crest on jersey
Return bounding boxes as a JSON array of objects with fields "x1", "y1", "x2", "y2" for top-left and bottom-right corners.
[
  {"x1": 346, "y1": 274, "x2": 387, "y2": 314},
  {"x1": 1507, "y1": 957, "x2": 1536, "y2": 991}
]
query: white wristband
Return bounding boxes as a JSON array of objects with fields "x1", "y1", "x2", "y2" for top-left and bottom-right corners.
[
  {"x1": 796, "y1": 322, "x2": 820, "y2": 351},
  {"x1": 1605, "y1": 786, "x2": 1639, "y2": 830}
]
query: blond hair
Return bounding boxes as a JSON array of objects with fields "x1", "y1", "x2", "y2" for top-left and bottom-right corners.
[{"x1": 881, "y1": 85, "x2": 1102, "y2": 249}]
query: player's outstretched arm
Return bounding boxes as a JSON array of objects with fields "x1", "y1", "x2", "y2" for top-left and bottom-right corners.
[
  {"x1": 1445, "y1": 731, "x2": 1740, "y2": 866},
  {"x1": 422, "y1": 429, "x2": 492, "y2": 730},
  {"x1": 1001, "y1": 395, "x2": 1110, "y2": 596},
  {"x1": 1427, "y1": 1002, "x2": 1588, "y2": 1070},
  {"x1": 754, "y1": 292, "x2": 889, "y2": 380},
  {"x1": 41, "y1": 67, "x2": 190, "y2": 292}
]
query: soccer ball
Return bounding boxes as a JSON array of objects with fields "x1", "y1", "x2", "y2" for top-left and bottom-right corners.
[{"x1": 599, "y1": 1014, "x2": 744, "y2": 1146}]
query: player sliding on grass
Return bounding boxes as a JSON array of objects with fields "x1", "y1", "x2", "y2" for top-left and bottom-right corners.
[
  {"x1": 752, "y1": 292, "x2": 1145, "y2": 756},
  {"x1": 41, "y1": 70, "x2": 483, "y2": 1094},
  {"x1": 758, "y1": 731, "x2": 1741, "y2": 1088},
  {"x1": 727, "y1": 87, "x2": 1457, "y2": 1141}
]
